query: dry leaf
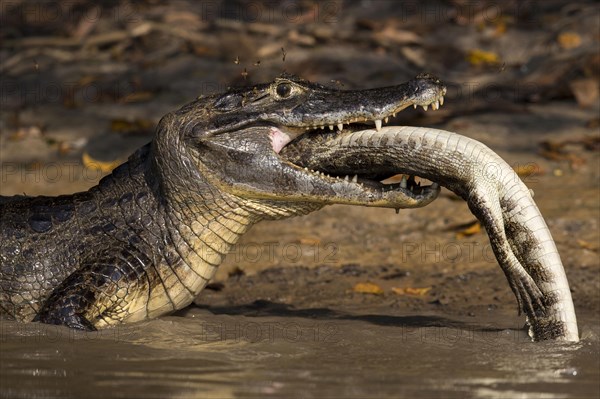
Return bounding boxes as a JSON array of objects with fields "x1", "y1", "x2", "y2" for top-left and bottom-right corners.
[
  {"x1": 298, "y1": 237, "x2": 321, "y2": 245},
  {"x1": 493, "y1": 19, "x2": 507, "y2": 36},
  {"x1": 577, "y1": 239, "x2": 598, "y2": 251},
  {"x1": 392, "y1": 287, "x2": 432, "y2": 296},
  {"x1": 353, "y1": 282, "x2": 384, "y2": 295},
  {"x1": 467, "y1": 49, "x2": 500, "y2": 66},
  {"x1": 110, "y1": 118, "x2": 154, "y2": 134},
  {"x1": 82, "y1": 152, "x2": 122, "y2": 173},
  {"x1": 119, "y1": 91, "x2": 154, "y2": 104},
  {"x1": 374, "y1": 27, "x2": 421, "y2": 46},
  {"x1": 455, "y1": 221, "x2": 482, "y2": 239},
  {"x1": 9, "y1": 126, "x2": 43, "y2": 141},
  {"x1": 77, "y1": 75, "x2": 97, "y2": 86},
  {"x1": 569, "y1": 78, "x2": 599, "y2": 108},
  {"x1": 539, "y1": 138, "x2": 592, "y2": 170},
  {"x1": 514, "y1": 164, "x2": 544, "y2": 178},
  {"x1": 163, "y1": 11, "x2": 203, "y2": 26},
  {"x1": 557, "y1": 32, "x2": 582, "y2": 50}
]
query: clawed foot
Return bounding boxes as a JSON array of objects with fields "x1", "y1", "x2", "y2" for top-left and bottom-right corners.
[
  {"x1": 33, "y1": 309, "x2": 97, "y2": 331},
  {"x1": 506, "y1": 267, "x2": 546, "y2": 320}
]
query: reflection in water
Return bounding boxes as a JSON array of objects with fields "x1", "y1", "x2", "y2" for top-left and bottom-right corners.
[{"x1": 1, "y1": 310, "x2": 597, "y2": 399}]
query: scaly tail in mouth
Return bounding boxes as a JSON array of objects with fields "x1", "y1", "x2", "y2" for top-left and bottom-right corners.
[{"x1": 282, "y1": 125, "x2": 579, "y2": 342}]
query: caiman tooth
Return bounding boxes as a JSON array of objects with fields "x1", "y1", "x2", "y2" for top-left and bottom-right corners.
[
  {"x1": 439, "y1": 96, "x2": 444, "y2": 106},
  {"x1": 432, "y1": 101, "x2": 439, "y2": 110},
  {"x1": 352, "y1": 175, "x2": 358, "y2": 183},
  {"x1": 320, "y1": 126, "x2": 325, "y2": 129},
  {"x1": 337, "y1": 123, "x2": 343, "y2": 131},
  {"x1": 393, "y1": 112, "x2": 397, "y2": 117},
  {"x1": 375, "y1": 119, "x2": 382, "y2": 132},
  {"x1": 422, "y1": 105, "x2": 428, "y2": 111},
  {"x1": 329, "y1": 125, "x2": 334, "y2": 130},
  {"x1": 413, "y1": 104, "x2": 417, "y2": 109},
  {"x1": 400, "y1": 175, "x2": 407, "y2": 189},
  {"x1": 384, "y1": 117, "x2": 389, "y2": 124},
  {"x1": 344, "y1": 175, "x2": 349, "y2": 181}
]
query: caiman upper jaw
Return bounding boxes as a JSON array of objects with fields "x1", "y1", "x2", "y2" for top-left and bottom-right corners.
[
  {"x1": 200, "y1": 73, "x2": 446, "y2": 139},
  {"x1": 270, "y1": 74, "x2": 446, "y2": 154},
  {"x1": 293, "y1": 74, "x2": 446, "y2": 133}
]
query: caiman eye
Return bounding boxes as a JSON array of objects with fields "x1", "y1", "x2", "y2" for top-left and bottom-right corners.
[{"x1": 276, "y1": 82, "x2": 292, "y2": 98}]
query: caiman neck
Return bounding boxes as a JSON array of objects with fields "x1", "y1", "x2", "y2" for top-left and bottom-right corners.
[
  {"x1": 144, "y1": 119, "x2": 321, "y2": 291},
  {"x1": 149, "y1": 114, "x2": 323, "y2": 225}
]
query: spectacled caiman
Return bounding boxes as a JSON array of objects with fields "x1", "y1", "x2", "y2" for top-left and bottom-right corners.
[{"x1": 0, "y1": 74, "x2": 578, "y2": 341}]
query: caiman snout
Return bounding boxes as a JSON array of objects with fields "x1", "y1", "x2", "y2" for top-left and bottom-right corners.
[{"x1": 409, "y1": 73, "x2": 447, "y2": 110}]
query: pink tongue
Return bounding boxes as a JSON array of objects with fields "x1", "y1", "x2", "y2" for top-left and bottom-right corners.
[{"x1": 270, "y1": 127, "x2": 302, "y2": 153}]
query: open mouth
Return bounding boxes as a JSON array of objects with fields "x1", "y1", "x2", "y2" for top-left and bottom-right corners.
[{"x1": 274, "y1": 82, "x2": 447, "y2": 201}]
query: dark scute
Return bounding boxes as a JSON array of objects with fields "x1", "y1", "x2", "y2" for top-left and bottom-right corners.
[
  {"x1": 101, "y1": 198, "x2": 117, "y2": 209},
  {"x1": 89, "y1": 225, "x2": 103, "y2": 235},
  {"x1": 54, "y1": 205, "x2": 74, "y2": 222},
  {"x1": 28, "y1": 214, "x2": 52, "y2": 233},
  {"x1": 78, "y1": 201, "x2": 97, "y2": 215},
  {"x1": 108, "y1": 267, "x2": 124, "y2": 282},
  {"x1": 102, "y1": 223, "x2": 117, "y2": 233},
  {"x1": 135, "y1": 191, "x2": 148, "y2": 203},
  {"x1": 119, "y1": 193, "x2": 133, "y2": 206},
  {"x1": 112, "y1": 163, "x2": 129, "y2": 178}
]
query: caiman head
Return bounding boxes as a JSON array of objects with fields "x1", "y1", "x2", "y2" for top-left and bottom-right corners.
[{"x1": 152, "y1": 73, "x2": 446, "y2": 213}]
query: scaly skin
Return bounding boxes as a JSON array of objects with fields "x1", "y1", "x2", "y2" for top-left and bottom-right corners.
[
  {"x1": 0, "y1": 73, "x2": 579, "y2": 341},
  {"x1": 0, "y1": 74, "x2": 442, "y2": 330},
  {"x1": 281, "y1": 126, "x2": 579, "y2": 342}
]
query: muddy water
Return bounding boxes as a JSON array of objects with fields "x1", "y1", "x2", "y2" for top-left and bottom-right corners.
[{"x1": 1, "y1": 310, "x2": 598, "y2": 399}]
